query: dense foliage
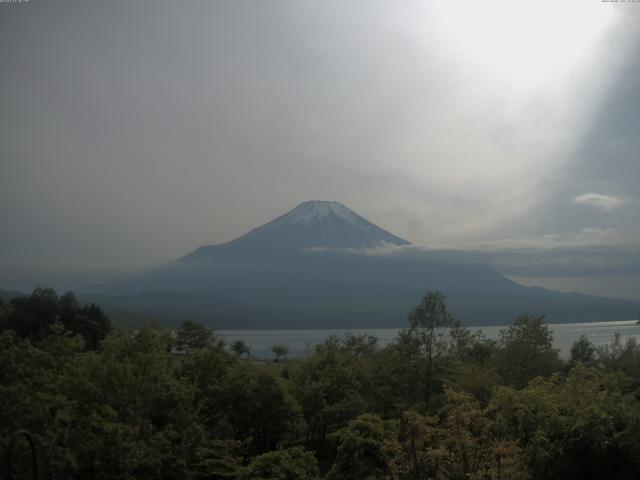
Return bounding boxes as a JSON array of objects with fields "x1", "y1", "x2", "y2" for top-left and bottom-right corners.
[{"x1": 2, "y1": 289, "x2": 640, "y2": 479}]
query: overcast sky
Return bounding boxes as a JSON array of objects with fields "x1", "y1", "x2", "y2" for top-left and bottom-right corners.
[{"x1": 1, "y1": 0, "x2": 639, "y2": 299}]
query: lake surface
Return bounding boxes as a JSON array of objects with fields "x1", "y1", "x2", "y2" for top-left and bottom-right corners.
[{"x1": 219, "y1": 320, "x2": 640, "y2": 359}]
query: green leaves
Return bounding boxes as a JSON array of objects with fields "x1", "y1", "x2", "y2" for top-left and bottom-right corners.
[
  {"x1": 489, "y1": 365, "x2": 640, "y2": 478},
  {"x1": 496, "y1": 314, "x2": 562, "y2": 388},
  {"x1": 326, "y1": 414, "x2": 388, "y2": 480},
  {"x1": 239, "y1": 447, "x2": 320, "y2": 480},
  {"x1": 5, "y1": 288, "x2": 640, "y2": 479},
  {"x1": 0, "y1": 288, "x2": 111, "y2": 349},
  {"x1": 175, "y1": 320, "x2": 215, "y2": 352}
]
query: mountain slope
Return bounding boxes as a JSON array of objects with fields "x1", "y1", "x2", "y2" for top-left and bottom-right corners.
[
  {"x1": 0, "y1": 289, "x2": 27, "y2": 302},
  {"x1": 181, "y1": 200, "x2": 409, "y2": 261},
  {"x1": 84, "y1": 201, "x2": 637, "y2": 327}
]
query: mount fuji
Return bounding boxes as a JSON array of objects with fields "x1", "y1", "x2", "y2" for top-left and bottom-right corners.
[
  {"x1": 182, "y1": 200, "x2": 409, "y2": 261},
  {"x1": 83, "y1": 201, "x2": 635, "y2": 328}
]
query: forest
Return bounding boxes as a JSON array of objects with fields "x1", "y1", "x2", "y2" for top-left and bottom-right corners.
[{"x1": 2, "y1": 288, "x2": 640, "y2": 479}]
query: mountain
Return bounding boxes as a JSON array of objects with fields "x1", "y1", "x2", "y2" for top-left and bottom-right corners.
[
  {"x1": 181, "y1": 200, "x2": 409, "y2": 261},
  {"x1": 0, "y1": 289, "x2": 27, "y2": 302},
  {"x1": 84, "y1": 201, "x2": 637, "y2": 328}
]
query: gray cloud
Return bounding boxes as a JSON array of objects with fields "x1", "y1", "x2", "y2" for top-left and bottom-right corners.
[
  {"x1": 346, "y1": 233, "x2": 640, "y2": 299},
  {"x1": 308, "y1": 224, "x2": 640, "y2": 280},
  {"x1": 355, "y1": 228, "x2": 636, "y2": 274}
]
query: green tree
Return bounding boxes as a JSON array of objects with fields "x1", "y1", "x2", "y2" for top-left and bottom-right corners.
[
  {"x1": 290, "y1": 336, "x2": 369, "y2": 458},
  {"x1": 231, "y1": 339, "x2": 251, "y2": 358},
  {"x1": 444, "y1": 326, "x2": 500, "y2": 406},
  {"x1": 570, "y1": 334, "x2": 596, "y2": 366},
  {"x1": 2, "y1": 287, "x2": 59, "y2": 342},
  {"x1": 175, "y1": 319, "x2": 214, "y2": 351},
  {"x1": 59, "y1": 292, "x2": 111, "y2": 350},
  {"x1": 491, "y1": 364, "x2": 640, "y2": 479},
  {"x1": 386, "y1": 391, "x2": 526, "y2": 480},
  {"x1": 326, "y1": 413, "x2": 388, "y2": 480},
  {"x1": 387, "y1": 410, "x2": 445, "y2": 480},
  {"x1": 597, "y1": 334, "x2": 640, "y2": 391},
  {"x1": 373, "y1": 329, "x2": 424, "y2": 413},
  {"x1": 0, "y1": 289, "x2": 110, "y2": 349},
  {"x1": 407, "y1": 291, "x2": 457, "y2": 402},
  {"x1": 448, "y1": 324, "x2": 496, "y2": 363},
  {"x1": 191, "y1": 358, "x2": 303, "y2": 457},
  {"x1": 272, "y1": 343, "x2": 289, "y2": 361},
  {"x1": 342, "y1": 332, "x2": 379, "y2": 356},
  {"x1": 238, "y1": 446, "x2": 320, "y2": 480},
  {"x1": 496, "y1": 314, "x2": 561, "y2": 388}
]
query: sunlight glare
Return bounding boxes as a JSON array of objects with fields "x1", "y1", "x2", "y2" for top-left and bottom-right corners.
[{"x1": 429, "y1": 0, "x2": 618, "y2": 89}]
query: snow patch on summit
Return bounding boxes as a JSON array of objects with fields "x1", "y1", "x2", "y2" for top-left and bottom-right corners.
[
  {"x1": 238, "y1": 200, "x2": 410, "y2": 249},
  {"x1": 274, "y1": 201, "x2": 366, "y2": 227}
]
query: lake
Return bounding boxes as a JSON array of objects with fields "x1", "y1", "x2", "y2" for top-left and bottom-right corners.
[{"x1": 219, "y1": 320, "x2": 640, "y2": 359}]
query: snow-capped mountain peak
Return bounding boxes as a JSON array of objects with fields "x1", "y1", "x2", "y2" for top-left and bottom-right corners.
[
  {"x1": 272, "y1": 201, "x2": 370, "y2": 227},
  {"x1": 182, "y1": 201, "x2": 410, "y2": 261},
  {"x1": 243, "y1": 200, "x2": 410, "y2": 250}
]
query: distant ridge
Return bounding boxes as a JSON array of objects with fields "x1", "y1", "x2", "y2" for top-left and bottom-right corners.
[{"x1": 0, "y1": 289, "x2": 27, "y2": 302}]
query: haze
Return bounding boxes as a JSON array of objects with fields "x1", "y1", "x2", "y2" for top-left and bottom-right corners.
[{"x1": 1, "y1": 0, "x2": 639, "y2": 300}]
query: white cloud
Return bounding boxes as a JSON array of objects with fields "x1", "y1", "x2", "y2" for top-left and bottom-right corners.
[
  {"x1": 351, "y1": 228, "x2": 622, "y2": 257},
  {"x1": 574, "y1": 193, "x2": 630, "y2": 211}
]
